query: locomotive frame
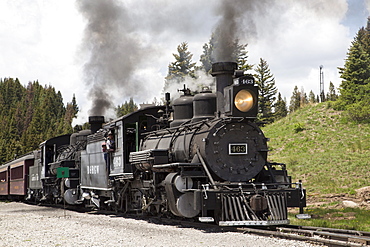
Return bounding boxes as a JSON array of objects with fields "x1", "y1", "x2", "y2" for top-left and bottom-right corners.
[{"x1": 0, "y1": 62, "x2": 306, "y2": 226}]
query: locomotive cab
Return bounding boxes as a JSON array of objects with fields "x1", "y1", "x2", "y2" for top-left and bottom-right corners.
[
  {"x1": 27, "y1": 134, "x2": 73, "y2": 203},
  {"x1": 79, "y1": 106, "x2": 166, "y2": 207}
]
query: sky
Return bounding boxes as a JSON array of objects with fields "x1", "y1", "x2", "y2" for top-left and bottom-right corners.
[{"x1": 0, "y1": 0, "x2": 369, "y2": 124}]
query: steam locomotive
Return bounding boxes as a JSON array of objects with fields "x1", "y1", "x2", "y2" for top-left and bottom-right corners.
[{"x1": 0, "y1": 62, "x2": 306, "y2": 226}]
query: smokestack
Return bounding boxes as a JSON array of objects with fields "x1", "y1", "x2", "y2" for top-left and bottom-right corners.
[
  {"x1": 89, "y1": 116, "x2": 105, "y2": 133},
  {"x1": 211, "y1": 62, "x2": 237, "y2": 117}
]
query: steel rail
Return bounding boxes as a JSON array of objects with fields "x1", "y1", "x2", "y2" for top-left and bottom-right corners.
[
  {"x1": 288, "y1": 225, "x2": 370, "y2": 238},
  {"x1": 237, "y1": 226, "x2": 370, "y2": 247}
]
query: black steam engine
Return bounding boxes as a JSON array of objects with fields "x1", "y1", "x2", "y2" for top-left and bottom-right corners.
[{"x1": 1, "y1": 62, "x2": 306, "y2": 226}]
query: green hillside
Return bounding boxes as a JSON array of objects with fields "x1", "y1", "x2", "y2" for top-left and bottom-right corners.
[{"x1": 262, "y1": 102, "x2": 370, "y2": 197}]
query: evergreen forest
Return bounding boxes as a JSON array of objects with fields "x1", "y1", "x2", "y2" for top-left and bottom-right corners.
[{"x1": 0, "y1": 78, "x2": 78, "y2": 163}]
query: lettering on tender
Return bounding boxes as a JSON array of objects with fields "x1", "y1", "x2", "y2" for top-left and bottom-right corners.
[{"x1": 87, "y1": 165, "x2": 99, "y2": 174}]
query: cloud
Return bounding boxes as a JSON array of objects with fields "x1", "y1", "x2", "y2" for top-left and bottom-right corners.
[
  {"x1": 366, "y1": 0, "x2": 370, "y2": 12},
  {"x1": 245, "y1": 0, "x2": 351, "y2": 99},
  {"x1": 0, "y1": 0, "x2": 85, "y2": 107}
]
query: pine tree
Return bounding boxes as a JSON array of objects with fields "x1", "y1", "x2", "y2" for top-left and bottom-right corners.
[
  {"x1": 327, "y1": 82, "x2": 338, "y2": 101},
  {"x1": 116, "y1": 98, "x2": 138, "y2": 117},
  {"x1": 254, "y1": 58, "x2": 277, "y2": 123},
  {"x1": 233, "y1": 39, "x2": 253, "y2": 71},
  {"x1": 359, "y1": 17, "x2": 370, "y2": 55},
  {"x1": 336, "y1": 20, "x2": 370, "y2": 122},
  {"x1": 164, "y1": 42, "x2": 196, "y2": 92},
  {"x1": 22, "y1": 106, "x2": 44, "y2": 152},
  {"x1": 300, "y1": 88, "x2": 308, "y2": 107},
  {"x1": 64, "y1": 94, "x2": 79, "y2": 133},
  {"x1": 308, "y1": 90, "x2": 316, "y2": 104},
  {"x1": 0, "y1": 78, "x2": 25, "y2": 116},
  {"x1": 200, "y1": 35, "x2": 216, "y2": 74},
  {"x1": 338, "y1": 28, "x2": 370, "y2": 107},
  {"x1": 200, "y1": 34, "x2": 253, "y2": 74},
  {"x1": 274, "y1": 93, "x2": 288, "y2": 120},
  {"x1": 289, "y1": 86, "x2": 301, "y2": 113}
]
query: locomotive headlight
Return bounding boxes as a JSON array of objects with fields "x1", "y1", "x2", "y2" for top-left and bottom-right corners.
[
  {"x1": 234, "y1": 90, "x2": 254, "y2": 112},
  {"x1": 224, "y1": 77, "x2": 258, "y2": 118}
]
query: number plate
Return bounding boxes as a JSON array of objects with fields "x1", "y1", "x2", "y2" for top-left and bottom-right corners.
[{"x1": 229, "y1": 144, "x2": 247, "y2": 155}]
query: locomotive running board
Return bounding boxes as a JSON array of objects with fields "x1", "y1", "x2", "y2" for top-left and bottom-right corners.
[
  {"x1": 218, "y1": 219, "x2": 290, "y2": 226},
  {"x1": 80, "y1": 186, "x2": 112, "y2": 191}
]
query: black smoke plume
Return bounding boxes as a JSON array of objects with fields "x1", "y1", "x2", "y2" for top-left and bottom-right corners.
[
  {"x1": 76, "y1": 0, "x2": 146, "y2": 116},
  {"x1": 212, "y1": 0, "x2": 265, "y2": 62}
]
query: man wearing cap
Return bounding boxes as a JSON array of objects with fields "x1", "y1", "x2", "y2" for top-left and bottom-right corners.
[{"x1": 105, "y1": 132, "x2": 116, "y2": 174}]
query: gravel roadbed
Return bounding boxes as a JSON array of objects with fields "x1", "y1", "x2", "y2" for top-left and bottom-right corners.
[{"x1": 0, "y1": 202, "x2": 321, "y2": 247}]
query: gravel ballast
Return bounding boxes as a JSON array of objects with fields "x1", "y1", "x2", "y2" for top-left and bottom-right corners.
[{"x1": 0, "y1": 202, "x2": 320, "y2": 247}]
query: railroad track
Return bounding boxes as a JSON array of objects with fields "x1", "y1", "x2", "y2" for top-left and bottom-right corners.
[
  {"x1": 238, "y1": 225, "x2": 370, "y2": 247},
  {"x1": 133, "y1": 214, "x2": 370, "y2": 246}
]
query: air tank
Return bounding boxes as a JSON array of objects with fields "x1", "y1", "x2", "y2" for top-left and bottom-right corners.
[
  {"x1": 70, "y1": 133, "x2": 78, "y2": 145},
  {"x1": 191, "y1": 89, "x2": 216, "y2": 123},
  {"x1": 170, "y1": 95, "x2": 194, "y2": 127},
  {"x1": 70, "y1": 130, "x2": 92, "y2": 145}
]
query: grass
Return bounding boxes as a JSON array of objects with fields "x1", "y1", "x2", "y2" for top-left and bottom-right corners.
[
  {"x1": 262, "y1": 102, "x2": 370, "y2": 195},
  {"x1": 289, "y1": 203, "x2": 370, "y2": 232},
  {"x1": 262, "y1": 102, "x2": 370, "y2": 231}
]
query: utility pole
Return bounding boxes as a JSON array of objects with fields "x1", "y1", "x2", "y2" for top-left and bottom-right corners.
[{"x1": 319, "y1": 65, "x2": 325, "y2": 102}]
